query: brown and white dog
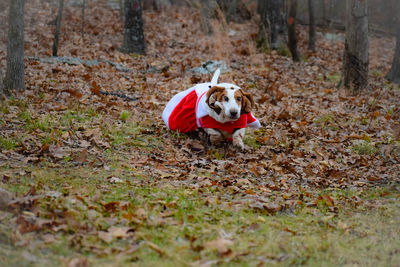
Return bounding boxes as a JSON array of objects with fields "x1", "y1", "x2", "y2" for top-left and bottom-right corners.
[{"x1": 162, "y1": 69, "x2": 261, "y2": 149}]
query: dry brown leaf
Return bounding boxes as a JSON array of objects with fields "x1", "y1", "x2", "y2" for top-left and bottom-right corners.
[
  {"x1": 108, "y1": 226, "x2": 133, "y2": 238},
  {"x1": 204, "y1": 238, "x2": 234, "y2": 254},
  {"x1": 67, "y1": 258, "x2": 88, "y2": 267},
  {"x1": 98, "y1": 231, "x2": 113, "y2": 243},
  {"x1": 49, "y1": 145, "x2": 69, "y2": 160}
]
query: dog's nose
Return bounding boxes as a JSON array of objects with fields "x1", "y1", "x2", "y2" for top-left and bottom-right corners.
[{"x1": 230, "y1": 110, "x2": 238, "y2": 117}]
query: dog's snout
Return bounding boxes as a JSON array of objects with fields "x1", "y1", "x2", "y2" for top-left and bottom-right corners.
[{"x1": 230, "y1": 110, "x2": 238, "y2": 118}]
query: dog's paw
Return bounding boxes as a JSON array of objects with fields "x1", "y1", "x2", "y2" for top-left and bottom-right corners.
[
  {"x1": 232, "y1": 138, "x2": 245, "y2": 150},
  {"x1": 209, "y1": 133, "x2": 224, "y2": 144},
  {"x1": 203, "y1": 128, "x2": 224, "y2": 145}
]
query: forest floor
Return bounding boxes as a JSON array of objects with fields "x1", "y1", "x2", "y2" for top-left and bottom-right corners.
[{"x1": 1, "y1": 1, "x2": 400, "y2": 266}]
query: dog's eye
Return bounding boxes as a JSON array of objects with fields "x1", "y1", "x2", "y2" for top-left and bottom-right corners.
[
  {"x1": 224, "y1": 96, "x2": 229, "y2": 102},
  {"x1": 236, "y1": 97, "x2": 241, "y2": 101}
]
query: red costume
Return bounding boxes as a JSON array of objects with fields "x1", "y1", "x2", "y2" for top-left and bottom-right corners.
[{"x1": 163, "y1": 83, "x2": 260, "y2": 134}]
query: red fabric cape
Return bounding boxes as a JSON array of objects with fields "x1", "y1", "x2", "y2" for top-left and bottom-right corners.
[{"x1": 167, "y1": 89, "x2": 257, "y2": 134}]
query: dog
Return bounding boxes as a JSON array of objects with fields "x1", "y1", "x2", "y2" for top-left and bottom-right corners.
[{"x1": 162, "y1": 69, "x2": 260, "y2": 149}]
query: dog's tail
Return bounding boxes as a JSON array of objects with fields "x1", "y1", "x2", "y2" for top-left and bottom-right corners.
[{"x1": 211, "y1": 68, "x2": 220, "y2": 85}]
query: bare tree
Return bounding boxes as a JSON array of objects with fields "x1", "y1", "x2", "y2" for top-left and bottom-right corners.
[
  {"x1": 52, "y1": 0, "x2": 65, "y2": 57},
  {"x1": 81, "y1": 0, "x2": 86, "y2": 39},
  {"x1": 121, "y1": 0, "x2": 145, "y2": 54},
  {"x1": 3, "y1": 0, "x2": 25, "y2": 95},
  {"x1": 0, "y1": 70, "x2": 4, "y2": 97},
  {"x1": 143, "y1": 0, "x2": 161, "y2": 11},
  {"x1": 216, "y1": 0, "x2": 251, "y2": 23},
  {"x1": 257, "y1": 0, "x2": 287, "y2": 51},
  {"x1": 200, "y1": 0, "x2": 214, "y2": 35},
  {"x1": 342, "y1": 0, "x2": 369, "y2": 92},
  {"x1": 119, "y1": 0, "x2": 124, "y2": 20},
  {"x1": 386, "y1": 1, "x2": 400, "y2": 85},
  {"x1": 288, "y1": 0, "x2": 300, "y2": 61},
  {"x1": 308, "y1": 0, "x2": 316, "y2": 51}
]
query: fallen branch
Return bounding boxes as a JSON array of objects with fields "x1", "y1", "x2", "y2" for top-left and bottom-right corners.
[
  {"x1": 27, "y1": 56, "x2": 132, "y2": 72},
  {"x1": 99, "y1": 90, "x2": 139, "y2": 101}
]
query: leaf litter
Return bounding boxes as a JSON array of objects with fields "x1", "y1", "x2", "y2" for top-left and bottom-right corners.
[{"x1": 0, "y1": 0, "x2": 400, "y2": 265}]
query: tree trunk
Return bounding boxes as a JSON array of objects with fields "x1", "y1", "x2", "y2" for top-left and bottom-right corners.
[
  {"x1": 0, "y1": 70, "x2": 4, "y2": 97},
  {"x1": 342, "y1": 0, "x2": 369, "y2": 92},
  {"x1": 121, "y1": 0, "x2": 145, "y2": 54},
  {"x1": 386, "y1": 2, "x2": 400, "y2": 85},
  {"x1": 119, "y1": 0, "x2": 124, "y2": 20},
  {"x1": 200, "y1": 0, "x2": 214, "y2": 35},
  {"x1": 257, "y1": 0, "x2": 271, "y2": 50},
  {"x1": 143, "y1": 0, "x2": 163, "y2": 11},
  {"x1": 81, "y1": 0, "x2": 86, "y2": 39},
  {"x1": 52, "y1": 0, "x2": 64, "y2": 57},
  {"x1": 288, "y1": 0, "x2": 300, "y2": 61},
  {"x1": 225, "y1": 0, "x2": 237, "y2": 23},
  {"x1": 257, "y1": 0, "x2": 287, "y2": 51},
  {"x1": 3, "y1": 0, "x2": 25, "y2": 94},
  {"x1": 387, "y1": 32, "x2": 400, "y2": 85},
  {"x1": 216, "y1": 0, "x2": 250, "y2": 23},
  {"x1": 308, "y1": 0, "x2": 316, "y2": 51}
]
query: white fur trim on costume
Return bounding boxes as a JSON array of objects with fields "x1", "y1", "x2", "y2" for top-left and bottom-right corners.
[
  {"x1": 248, "y1": 119, "x2": 261, "y2": 129},
  {"x1": 162, "y1": 86, "x2": 196, "y2": 129}
]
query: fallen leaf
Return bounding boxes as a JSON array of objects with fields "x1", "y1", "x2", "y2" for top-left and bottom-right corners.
[
  {"x1": 42, "y1": 233, "x2": 56, "y2": 244},
  {"x1": 0, "y1": 188, "x2": 12, "y2": 210},
  {"x1": 49, "y1": 145, "x2": 69, "y2": 160},
  {"x1": 204, "y1": 238, "x2": 234, "y2": 254},
  {"x1": 109, "y1": 177, "x2": 124, "y2": 184},
  {"x1": 67, "y1": 258, "x2": 88, "y2": 267},
  {"x1": 74, "y1": 149, "x2": 88, "y2": 163},
  {"x1": 108, "y1": 226, "x2": 133, "y2": 238},
  {"x1": 98, "y1": 231, "x2": 113, "y2": 243}
]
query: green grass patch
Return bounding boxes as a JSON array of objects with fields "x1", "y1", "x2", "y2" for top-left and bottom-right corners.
[
  {"x1": 25, "y1": 115, "x2": 53, "y2": 132},
  {"x1": 244, "y1": 134, "x2": 262, "y2": 148},
  {"x1": 313, "y1": 113, "x2": 339, "y2": 131},
  {"x1": 120, "y1": 110, "x2": 130, "y2": 122},
  {"x1": 0, "y1": 103, "x2": 9, "y2": 114},
  {"x1": 18, "y1": 110, "x2": 32, "y2": 122},
  {"x1": 384, "y1": 80, "x2": 400, "y2": 91},
  {"x1": 8, "y1": 98, "x2": 28, "y2": 110},
  {"x1": 277, "y1": 44, "x2": 291, "y2": 57},
  {"x1": 0, "y1": 136, "x2": 17, "y2": 150},
  {"x1": 60, "y1": 110, "x2": 88, "y2": 127},
  {"x1": 351, "y1": 140, "x2": 377, "y2": 155},
  {"x1": 327, "y1": 72, "x2": 341, "y2": 84},
  {"x1": 314, "y1": 113, "x2": 334, "y2": 125},
  {"x1": 371, "y1": 69, "x2": 383, "y2": 78},
  {"x1": 106, "y1": 121, "x2": 161, "y2": 149}
]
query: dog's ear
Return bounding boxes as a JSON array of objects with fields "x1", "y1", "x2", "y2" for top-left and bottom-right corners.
[
  {"x1": 206, "y1": 86, "x2": 225, "y2": 115},
  {"x1": 240, "y1": 89, "x2": 255, "y2": 114}
]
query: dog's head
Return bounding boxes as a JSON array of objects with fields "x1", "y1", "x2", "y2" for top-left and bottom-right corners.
[{"x1": 206, "y1": 83, "x2": 254, "y2": 123}]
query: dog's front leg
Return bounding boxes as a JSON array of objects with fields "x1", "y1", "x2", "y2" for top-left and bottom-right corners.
[
  {"x1": 232, "y1": 128, "x2": 246, "y2": 150},
  {"x1": 203, "y1": 128, "x2": 224, "y2": 145}
]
